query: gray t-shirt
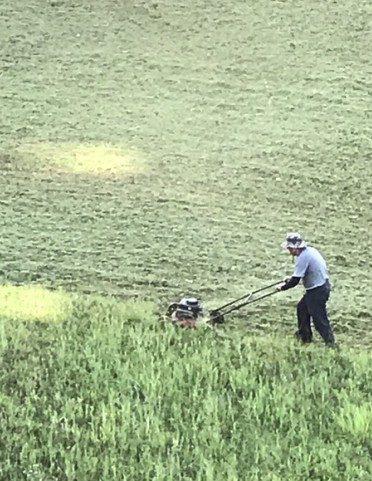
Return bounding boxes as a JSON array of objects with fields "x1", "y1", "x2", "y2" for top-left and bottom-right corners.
[{"x1": 293, "y1": 246, "x2": 329, "y2": 290}]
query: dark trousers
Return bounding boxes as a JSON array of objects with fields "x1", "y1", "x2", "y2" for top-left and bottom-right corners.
[{"x1": 296, "y1": 281, "x2": 335, "y2": 344}]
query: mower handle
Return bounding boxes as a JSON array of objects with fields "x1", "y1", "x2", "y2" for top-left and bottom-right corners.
[
  {"x1": 208, "y1": 289, "x2": 278, "y2": 325},
  {"x1": 213, "y1": 280, "x2": 282, "y2": 312}
]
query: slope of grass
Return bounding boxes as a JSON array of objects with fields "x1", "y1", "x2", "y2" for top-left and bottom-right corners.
[
  {"x1": 1, "y1": 1, "x2": 372, "y2": 477},
  {"x1": 1, "y1": 0, "x2": 371, "y2": 348},
  {"x1": 1, "y1": 295, "x2": 372, "y2": 481}
]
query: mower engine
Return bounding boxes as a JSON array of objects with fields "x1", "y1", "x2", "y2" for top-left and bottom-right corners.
[{"x1": 165, "y1": 297, "x2": 203, "y2": 328}]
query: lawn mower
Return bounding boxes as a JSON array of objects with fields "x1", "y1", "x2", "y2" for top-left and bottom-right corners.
[
  {"x1": 165, "y1": 297, "x2": 203, "y2": 328},
  {"x1": 165, "y1": 280, "x2": 281, "y2": 328}
]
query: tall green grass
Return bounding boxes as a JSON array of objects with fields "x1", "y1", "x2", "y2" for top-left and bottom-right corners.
[{"x1": 1, "y1": 294, "x2": 371, "y2": 481}]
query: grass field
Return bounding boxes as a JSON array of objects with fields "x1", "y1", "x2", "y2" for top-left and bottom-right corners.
[
  {"x1": 1, "y1": 0, "x2": 372, "y2": 479},
  {"x1": 1, "y1": 293, "x2": 372, "y2": 481}
]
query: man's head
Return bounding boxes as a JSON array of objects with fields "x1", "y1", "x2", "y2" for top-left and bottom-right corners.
[{"x1": 281, "y1": 232, "x2": 307, "y2": 256}]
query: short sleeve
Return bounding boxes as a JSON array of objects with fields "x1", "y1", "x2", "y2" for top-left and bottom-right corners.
[{"x1": 293, "y1": 254, "x2": 309, "y2": 278}]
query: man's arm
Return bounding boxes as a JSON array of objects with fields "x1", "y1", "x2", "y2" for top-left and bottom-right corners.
[
  {"x1": 279, "y1": 252, "x2": 309, "y2": 291},
  {"x1": 280, "y1": 276, "x2": 301, "y2": 290}
]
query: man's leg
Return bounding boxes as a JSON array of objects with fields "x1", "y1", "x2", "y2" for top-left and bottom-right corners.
[
  {"x1": 306, "y1": 283, "x2": 335, "y2": 345},
  {"x1": 296, "y1": 295, "x2": 312, "y2": 343}
]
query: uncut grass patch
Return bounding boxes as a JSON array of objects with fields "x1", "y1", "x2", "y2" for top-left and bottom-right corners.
[{"x1": 1, "y1": 295, "x2": 372, "y2": 480}]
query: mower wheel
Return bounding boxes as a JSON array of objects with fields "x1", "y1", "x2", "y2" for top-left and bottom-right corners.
[{"x1": 207, "y1": 309, "x2": 225, "y2": 325}]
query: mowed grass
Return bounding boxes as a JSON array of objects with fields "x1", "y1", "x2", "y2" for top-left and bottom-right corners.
[
  {"x1": 1, "y1": 0, "x2": 372, "y2": 345},
  {"x1": 1, "y1": 0, "x2": 372, "y2": 478}
]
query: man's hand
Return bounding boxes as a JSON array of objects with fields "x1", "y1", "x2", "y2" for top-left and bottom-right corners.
[
  {"x1": 276, "y1": 281, "x2": 287, "y2": 291},
  {"x1": 276, "y1": 276, "x2": 291, "y2": 291}
]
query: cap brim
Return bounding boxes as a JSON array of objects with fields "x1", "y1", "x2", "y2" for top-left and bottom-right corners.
[{"x1": 281, "y1": 241, "x2": 307, "y2": 249}]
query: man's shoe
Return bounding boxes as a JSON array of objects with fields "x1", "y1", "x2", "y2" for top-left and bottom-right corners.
[{"x1": 294, "y1": 330, "x2": 312, "y2": 343}]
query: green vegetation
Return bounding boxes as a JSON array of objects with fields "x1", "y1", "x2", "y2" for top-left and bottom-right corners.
[
  {"x1": 1, "y1": 0, "x2": 372, "y2": 479},
  {"x1": 1, "y1": 293, "x2": 372, "y2": 481}
]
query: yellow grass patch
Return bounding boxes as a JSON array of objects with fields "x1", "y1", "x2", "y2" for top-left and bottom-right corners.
[
  {"x1": 17, "y1": 141, "x2": 144, "y2": 176},
  {"x1": 0, "y1": 285, "x2": 72, "y2": 322}
]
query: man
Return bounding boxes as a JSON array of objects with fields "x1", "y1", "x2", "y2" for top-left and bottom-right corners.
[{"x1": 277, "y1": 232, "x2": 335, "y2": 346}]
